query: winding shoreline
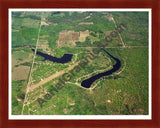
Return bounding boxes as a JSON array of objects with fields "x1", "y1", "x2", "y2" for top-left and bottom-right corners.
[{"x1": 81, "y1": 49, "x2": 121, "y2": 88}]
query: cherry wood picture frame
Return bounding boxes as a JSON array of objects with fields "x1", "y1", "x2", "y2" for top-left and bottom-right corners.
[{"x1": 0, "y1": 0, "x2": 160, "y2": 128}]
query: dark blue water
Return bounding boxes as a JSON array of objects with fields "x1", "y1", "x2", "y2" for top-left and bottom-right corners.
[
  {"x1": 32, "y1": 49, "x2": 73, "y2": 64},
  {"x1": 81, "y1": 49, "x2": 121, "y2": 88}
]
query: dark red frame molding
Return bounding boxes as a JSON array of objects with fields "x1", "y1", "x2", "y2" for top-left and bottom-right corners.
[{"x1": 0, "y1": 0, "x2": 159, "y2": 128}]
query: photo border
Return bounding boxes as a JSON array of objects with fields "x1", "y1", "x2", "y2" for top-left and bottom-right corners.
[{"x1": 9, "y1": 8, "x2": 152, "y2": 120}]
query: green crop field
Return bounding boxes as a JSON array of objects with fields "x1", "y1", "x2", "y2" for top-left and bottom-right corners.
[{"x1": 11, "y1": 11, "x2": 150, "y2": 116}]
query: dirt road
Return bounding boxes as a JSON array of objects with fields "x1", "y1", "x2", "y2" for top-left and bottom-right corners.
[{"x1": 29, "y1": 61, "x2": 80, "y2": 92}]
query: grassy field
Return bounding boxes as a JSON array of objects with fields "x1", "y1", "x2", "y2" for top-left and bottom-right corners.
[
  {"x1": 11, "y1": 11, "x2": 149, "y2": 115},
  {"x1": 12, "y1": 12, "x2": 41, "y2": 48}
]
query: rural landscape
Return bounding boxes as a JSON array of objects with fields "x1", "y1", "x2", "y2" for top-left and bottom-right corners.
[{"x1": 11, "y1": 11, "x2": 149, "y2": 115}]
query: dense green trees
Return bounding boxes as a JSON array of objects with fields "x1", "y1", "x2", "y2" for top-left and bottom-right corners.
[
  {"x1": 112, "y1": 12, "x2": 148, "y2": 46},
  {"x1": 12, "y1": 12, "x2": 22, "y2": 17}
]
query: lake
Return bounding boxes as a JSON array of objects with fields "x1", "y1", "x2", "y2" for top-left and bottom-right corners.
[
  {"x1": 81, "y1": 49, "x2": 121, "y2": 88},
  {"x1": 32, "y1": 48, "x2": 73, "y2": 64}
]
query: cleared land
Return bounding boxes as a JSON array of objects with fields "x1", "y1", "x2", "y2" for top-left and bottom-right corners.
[
  {"x1": 79, "y1": 30, "x2": 90, "y2": 42},
  {"x1": 58, "y1": 30, "x2": 79, "y2": 46},
  {"x1": 29, "y1": 61, "x2": 80, "y2": 92},
  {"x1": 12, "y1": 66, "x2": 30, "y2": 80}
]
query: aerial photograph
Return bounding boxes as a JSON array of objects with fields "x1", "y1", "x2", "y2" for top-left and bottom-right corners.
[{"x1": 11, "y1": 10, "x2": 149, "y2": 116}]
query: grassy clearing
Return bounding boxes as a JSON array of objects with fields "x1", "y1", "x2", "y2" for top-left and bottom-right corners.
[
  {"x1": 22, "y1": 18, "x2": 40, "y2": 28},
  {"x1": 12, "y1": 50, "x2": 29, "y2": 60}
]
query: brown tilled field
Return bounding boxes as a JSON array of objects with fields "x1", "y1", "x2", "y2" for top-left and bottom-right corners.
[
  {"x1": 58, "y1": 30, "x2": 79, "y2": 46},
  {"x1": 12, "y1": 51, "x2": 33, "y2": 81},
  {"x1": 12, "y1": 66, "x2": 30, "y2": 81}
]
